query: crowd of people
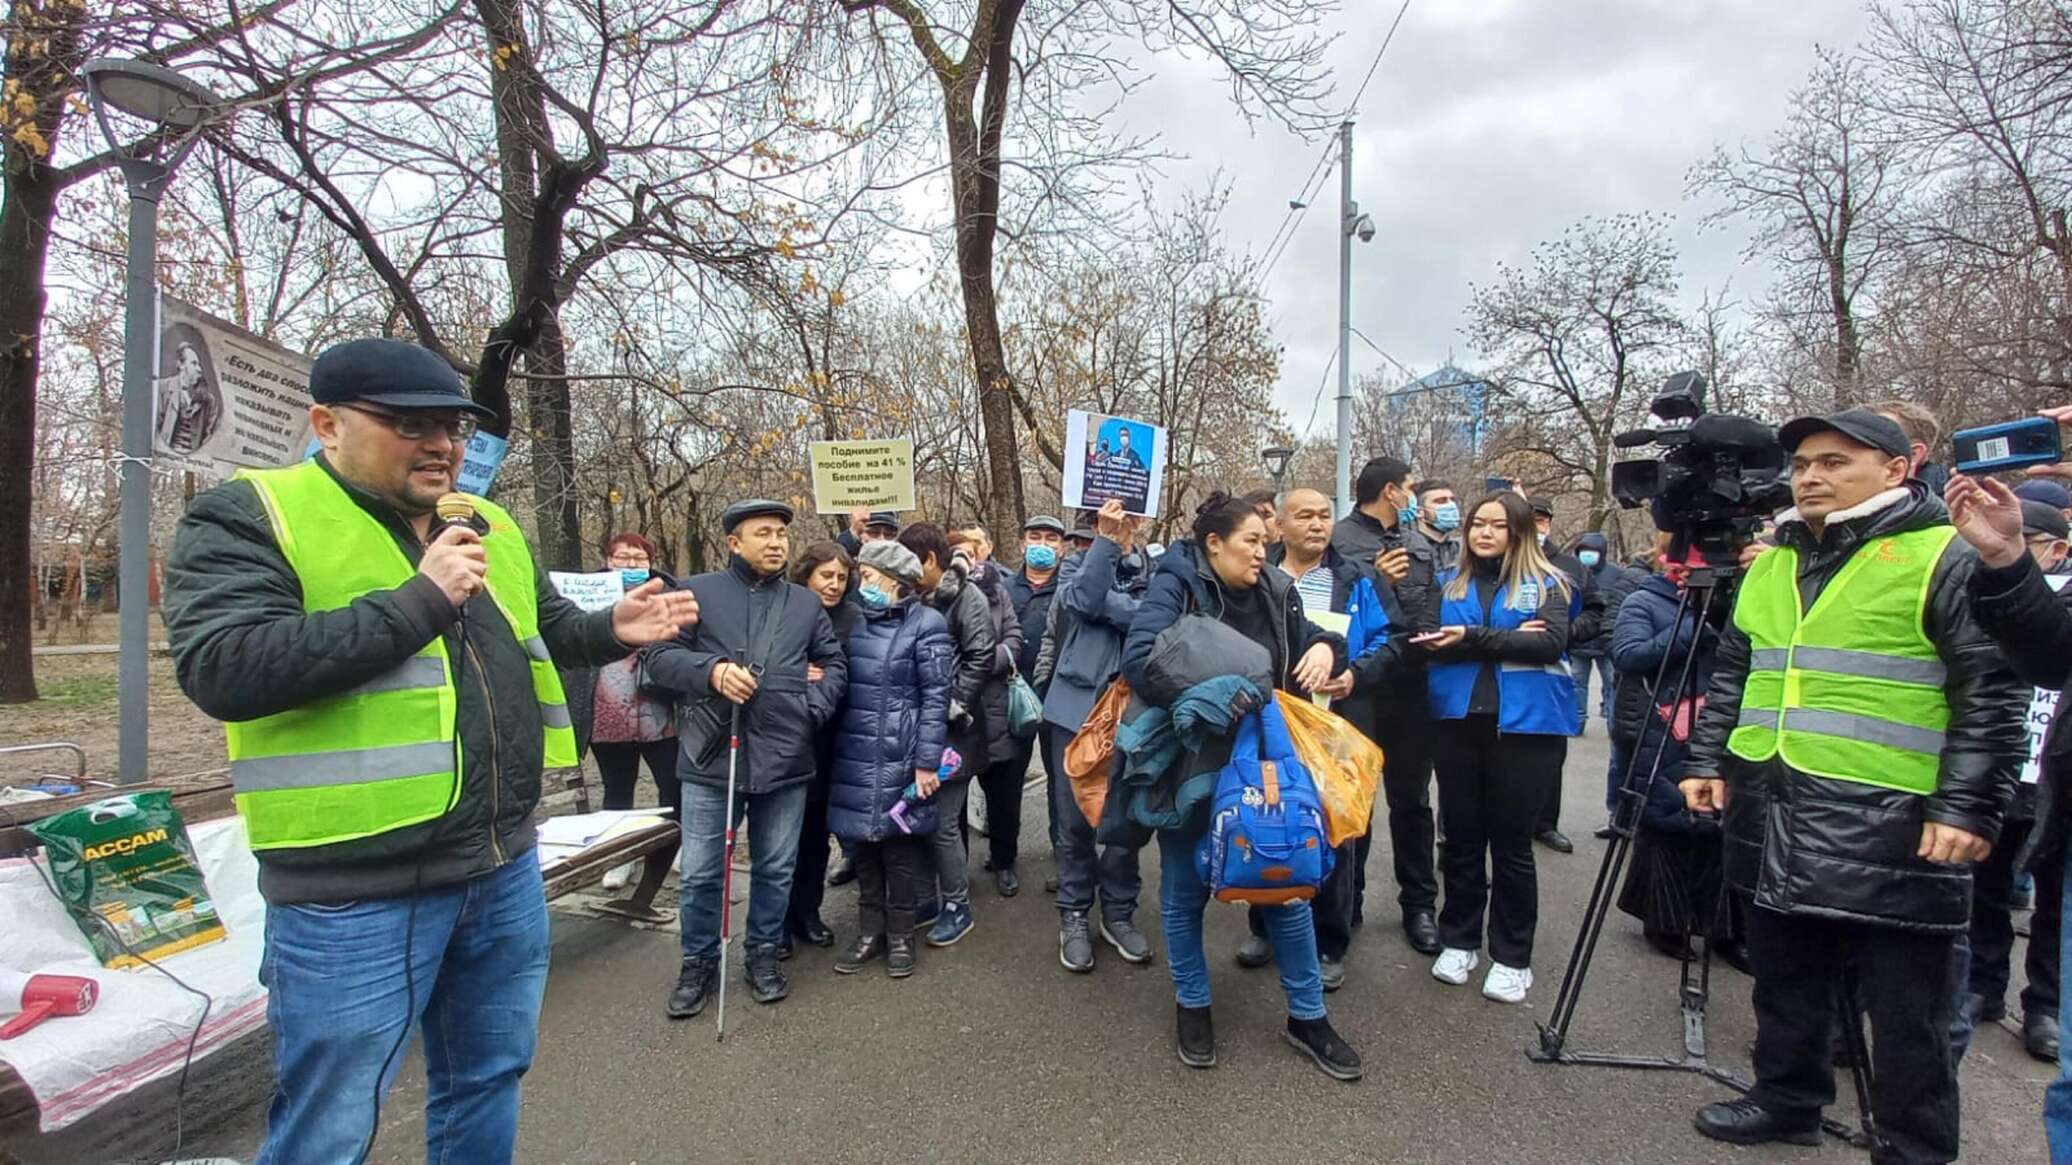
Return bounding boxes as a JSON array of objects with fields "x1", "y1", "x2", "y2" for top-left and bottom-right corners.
[{"x1": 157, "y1": 335, "x2": 2072, "y2": 1165}]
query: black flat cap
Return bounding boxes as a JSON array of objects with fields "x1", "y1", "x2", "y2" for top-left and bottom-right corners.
[
  {"x1": 1067, "y1": 512, "x2": 1096, "y2": 541},
  {"x1": 1023, "y1": 515, "x2": 1066, "y2": 535},
  {"x1": 1778, "y1": 407, "x2": 1910, "y2": 460},
  {"x1": 864, "y1": 510, "x2": 901, "y2": 532},
  {"x1": 310, "y1": 338, "x2": 496, "y2": 419},
  {"x1": 1529, "y1": 498, "x2": 1555, "y2": 518},
  {"x1": 2024, "y1": 499, "x2": 2070, "y2": 540},
  {"x1": 722, "y1": 499, "x2": 794, "y2": 533}
]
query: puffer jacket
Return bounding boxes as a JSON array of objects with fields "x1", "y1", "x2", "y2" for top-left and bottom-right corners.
[
  {"x1": 925, "y1": 557, "x2": 1005, "y2": 766},
  {"x1": 1266, "y1": 542, "x2": 1415, "y2": 729},
  {"x1": 827, "y1": 597, "x2": 955, "y2": 843},
  {"x1": 1039, "y1": 536, "x2": 1148, "y2": 731},
  {"x1": 1685, "y1": 482, "x2": 2028, "y2": 931},
  {"x1": 1969, "y1": 552, "x2": 2072, "y2": 874},
  {"x1": 1609, "y1": 571, "x2": 1719, "y2": 832},
  {"x1": 1570, "y1": 533, "x2": 1638, "y2": 656}
]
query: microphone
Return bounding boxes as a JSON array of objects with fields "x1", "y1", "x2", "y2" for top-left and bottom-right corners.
[{"x1": 434, "y1": 493, "x2": 479, "y2": 538}]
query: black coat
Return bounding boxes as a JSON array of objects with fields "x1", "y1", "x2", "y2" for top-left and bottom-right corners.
[
  {"x1": 925, "y1": 556, "x2": 1019, "y2": 767},
  {"x1": 1329, "y1": 509, "x2": 1441, "y2": 633},
  {"x1": 1005, "y1": 566, "x2": 1058, "y2": 681},
  {"x1": 1970, "y1": 554, "x2": 2072, "y2": 873},
  {"x1": 163, "y1": 455, "x2": 627, "y2": 905},
  {"x1": 1608, "y1": 572, "x2": 1719, "y2": 832},
  {"x1": 642, "y1": 557, "x2": 848, "y2": 796},
  {"x1": 1685, "y1": 483, "x2": 2028, "y2": 931}
]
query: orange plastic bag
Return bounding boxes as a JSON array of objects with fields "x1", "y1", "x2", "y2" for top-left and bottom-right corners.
[{"x1": 1275, "y1": 691, "x2": 1383, "y2": 846}]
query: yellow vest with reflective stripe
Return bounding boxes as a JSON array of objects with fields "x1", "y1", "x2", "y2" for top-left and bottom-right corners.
[
  {"x1": 1725, "y1": 525, "x2": 1957, "y2": 795},
  {"x1": 224, "y1": 459, "x2": 577, "y2": 850}
]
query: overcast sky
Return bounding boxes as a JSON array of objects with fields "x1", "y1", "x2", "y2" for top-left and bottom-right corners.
[{"x1": 1112, "y1": 0, "x2": 1875, "y2": 437}]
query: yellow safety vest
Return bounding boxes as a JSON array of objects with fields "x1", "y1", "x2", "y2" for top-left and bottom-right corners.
[
  {"x1": 1725, "y1": 525, "x2": 1958, "y2": 795},
  {"x1": 223, "y1": 459, "x2": 576, "y2": 850}
]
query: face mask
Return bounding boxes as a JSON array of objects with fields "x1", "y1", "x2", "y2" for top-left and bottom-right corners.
[
  {"x1": 618, "y1": 568, "x2": 650, "y2": 588},
  {"x1": 858, "y1": 584, "x2": 893, "y2": 610},
  {"x1": 1578, "y1": 551, "x2": 1600, "y2": 568},
  {"x1": 1025, "y1": 544, "x2": 1058, "y2": 570},
  {"x1": 1395, "y1": 489, "x2": 1418, "y2": 525},
  {"x1": 1429, "y1": 502, "x2": 1460, "y2": 532}
]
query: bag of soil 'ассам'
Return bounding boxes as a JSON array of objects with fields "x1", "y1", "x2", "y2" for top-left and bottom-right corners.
[{"x1": 25, "y1": 791, "x2": 227, "y2": 970}]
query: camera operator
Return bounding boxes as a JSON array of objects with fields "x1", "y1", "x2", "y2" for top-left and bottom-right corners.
[
  {"x1": 1678, "y1": 407, "x2": 2025, "y2": 1162},
  {"x1": 1944, "y1": 410, "x2": 2072, "y2": 1157}
]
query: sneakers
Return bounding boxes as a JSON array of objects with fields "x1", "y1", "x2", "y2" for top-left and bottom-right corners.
[
  {"x1": 887, "y1": 935, "x2": 917, "y2": 978},
  {"x1": 833, "y1": 934, "x2": 885, "y2": 974},
  {"x1": 1059, "y1": 912, "x2": 1095, "y2": 973},
  {"x1": 1482, "y1": 962, "x2": 1532, "y2": 1004},
  {"x1": 914, "y1": 898, "x2": 941, "y2": 929},
  {"x1": 745, "y1": 944, "x2": 789, "y2": 1004},
  {"x1": 1176, "y1": 1004, "x2": 1216, "y2": 1068},
  {"x1": 1234, "y1": 934, "x2": 1273, "y2": 969},
  {"x1": 664, "y1": 956, "x2": 718, "y2": 1019},
  {"x1": 1100, "y1": 914, "x2": 1153, "y2": 964},
  {"x1": 1692, "y1": 1098, "x2": 1820, "y2": 1146},
  {"x1": 928, "y1": 902, "x2": 975, "y2": 947},
  {"x1": 1431, "y1": 947, "x2": 1479, "y2": 985},
  {"x1": 1320, "y1": 954, "x2": 1346, "y2": 993},
  {"x1": 1284, "y1": 1015, "x2": 1362, "y2": 1081},
  {"x1": 601, "y1": 860, "x2": 636, "y2": 891}
]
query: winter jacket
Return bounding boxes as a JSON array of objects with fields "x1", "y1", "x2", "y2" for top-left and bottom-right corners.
[
  {"x1": 1329, "y1": 508, "x2": 1441, "y2": 633},
  {"x1": 1609, "y1": 572, "x2": 1719, "y2": 832},
  {"x1": 959, "y1": 555, "x2": 1024, "y2": 765},
  {"x1": 827, "y1": 598, "x2": 955, "y2": 843},
  {"x1": 924, "y1": 556, "x2": 1006, "y2": 765},
  {"x1": 1970, "y1": 553, "x2": 2072, "y2": 874},
  {"x1": 1685, "y1": 482, "x2": 2028, "y2": 931},
  {"x1": 163, "y1": 455, "x2": 628, "y2": 905},
  {"x1": 1040, "y1": 536, "x2": 1148, "y2": 731},
  {"x1": 1569, "y1": 533, "x2": 1638, "y2": 657},
  {"x1": 1266, "y1": 543, "x2": 1416, "y2": 729},
  {"x1": 641, "y1": 557, "x2": 849, "y2": 797},
  {"x1": 563, "y1": 568, "x2": 679, "y2": 758},
  {"x1": 1005, "y1": 566, "x2": 1059, "y2": 681}
]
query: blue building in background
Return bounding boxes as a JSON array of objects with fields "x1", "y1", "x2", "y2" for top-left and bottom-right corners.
[{"x1": 1381, "y1": 363, "x2": 1491, "y2": 462}]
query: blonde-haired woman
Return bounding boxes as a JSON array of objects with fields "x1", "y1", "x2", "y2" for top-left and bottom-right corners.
[{"x1": 1414, "y1": 491, "x2": 1577, "y2": 1004}]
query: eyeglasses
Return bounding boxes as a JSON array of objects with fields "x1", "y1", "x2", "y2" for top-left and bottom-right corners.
[
  {"x1": 607, "y1": 553, "x2": 651, "y2": 567},
  {"x1": 338, "y1": 404, "x2": 478, "y2": 443}
]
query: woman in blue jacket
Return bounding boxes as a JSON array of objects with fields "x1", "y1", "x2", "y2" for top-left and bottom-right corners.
[
  {"x1": 827, "y1": 539, "x2": 955, "y2": 979},
  {"x1": 1120, "y1": 492, "x2": 1356, "y2": 1081},
  {"x1": 1608, "y1": 541, "x2": 1748, "y2": 970},
  {"x1": 1417, "y1": 491, "x2": 1576, "y2": 1005}
]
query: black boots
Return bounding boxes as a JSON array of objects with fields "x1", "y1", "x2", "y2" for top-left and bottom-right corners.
[
  {"x1": 887, "y1": 935, "x2": 917, "y2": 979},
  {"x1": 1176, "y1": 1004, "x2": 1216, "y2": 1068},
  {"x1": 834, "y1": 934, "x2": 885, "y2": 974},
  {"x1": 1284, "y1": 1016, "x2": 1362, "y2": 1081},
  {"x1": 745, "y1": 944, "x2": 789, "y2": 1004},
  {"x1": 1693, "y1": 1099, "x2": 1820, "y2": 1147},
  {"x1": 664, "y1": 956, "x2": 718, "y2": 1019}
]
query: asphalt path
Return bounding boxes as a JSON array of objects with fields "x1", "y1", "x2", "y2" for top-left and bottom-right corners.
[{"x1": 4, "y1": 731, "x2": 2052, "y2": 1163}]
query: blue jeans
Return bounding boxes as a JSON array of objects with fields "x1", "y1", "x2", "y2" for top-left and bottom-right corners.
[
  {"x1": 2049, "y1": 839, "x2": 2072, "y2": 1163},
  {"x1": 679, "y1": 779, "x2": 807, "y2": 959},
  {"x1": 256, "y1": 856, "x2": 550, "y2": 1165},
  {"x1": 1572, "y1": 653, "x2": 1613, "y2": 729},
  {"x1": 1156, "y1": 830, "x2": 1325, "y2": 1020}
]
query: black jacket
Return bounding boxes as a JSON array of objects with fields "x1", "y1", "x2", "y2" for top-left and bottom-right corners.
[
  {"x1": 1329, "y1": 508, "x2": 1440, "y2": 633},
  {"x1": 1267, "y1": 542, "x2": 1415, "y2": 728},
  {"x1": 1609, "y1": 572, "x2": 1720, "y2": 832},
  {"x1": 163, "y1": 455, "x2": 628, "y2": 905},
  {"x1": 642, "y1": 557, "x2": 848, "y2": 796},
  {"x1": 1005, "y1": 566, "x2": 1058, "y2": 682},
  {"x1": 1685, "y1": 483, "x2": 2028, "y2": 931},
  {"x1": 1970, "y1": 553, "x2": 2072, "y2": 873},
  {"x1": 1568, "y1": 534, "x2": 1638, "y2": 656},
  {"x1": 1122, "y1": 539, "x2": 1347, "y2": 702},
  {"x1": 924, "y1": 556, "x2": 1012, "y2": 767}
]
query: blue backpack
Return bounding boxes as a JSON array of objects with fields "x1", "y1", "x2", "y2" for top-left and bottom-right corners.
[{"x1": 1196, "y1": 700, "x2": 1334, "y2": 905}]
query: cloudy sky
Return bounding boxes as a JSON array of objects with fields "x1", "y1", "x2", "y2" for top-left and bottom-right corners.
[{"x1": 1112, "y1": 0, "x2": 1875, "y2": 435}]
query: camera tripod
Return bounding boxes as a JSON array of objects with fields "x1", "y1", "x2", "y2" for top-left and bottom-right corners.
[{"x1": 1526, "y1": 564, "x2": 1881, "y2": 1153}]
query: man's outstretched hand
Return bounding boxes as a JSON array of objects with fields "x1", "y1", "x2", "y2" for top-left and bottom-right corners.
[{"x1": 612, "y1": 578, "x2": 700, "y2": 646}]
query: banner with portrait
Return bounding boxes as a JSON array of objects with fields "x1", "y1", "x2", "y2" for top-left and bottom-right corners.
[
  {"x1": 153, "y1": 296, "x2": 314, "y2": 480},
  {"x1": 1061, "y1": 409, "x2": 1167, "y2": 517}
]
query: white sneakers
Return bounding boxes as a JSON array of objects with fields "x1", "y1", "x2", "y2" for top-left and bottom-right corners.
[
  {"x1": 1482, "y1": 962, "x2": 1533, "y2": 1004},
  {"x1": 1431, "y1": 948, "x2": 1533, "y2": 1003},
  {"x1": 601, "y1": 861, "x2": 636, "y2": 891},
  {"x1": 1430, "y1": 947, "x2": 1479, "y2": 985}
]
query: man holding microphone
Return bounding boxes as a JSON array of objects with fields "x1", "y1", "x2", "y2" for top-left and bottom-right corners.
[{"x1": 164, "y1": 338, "x2": 698, "y2": 1164}]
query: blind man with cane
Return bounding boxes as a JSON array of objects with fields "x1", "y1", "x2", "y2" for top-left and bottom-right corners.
[{"x1": 1678, "y1": 407, "x2": 2026, "y2": 1164}]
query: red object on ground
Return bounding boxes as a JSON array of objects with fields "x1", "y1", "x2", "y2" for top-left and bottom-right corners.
[{"x1": 0, "y1": 974, "x2": 98, "y2": 1039}]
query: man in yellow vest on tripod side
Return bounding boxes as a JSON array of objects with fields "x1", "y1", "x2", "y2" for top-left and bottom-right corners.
[
  {"x1": 164, "y1": 338, "x2": 698, "y2": 1164},
  {"x1": 1678, "y1": 407, "x2": 2025, "y2": 1164}
]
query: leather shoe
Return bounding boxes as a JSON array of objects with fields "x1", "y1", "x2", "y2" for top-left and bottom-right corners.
[
  {"x1": 827, "y1": 855, "x2": 857, "y2": 887},
  {"x1": 1534, "y1": 828, "x2": 1574, "y2": 854},
  {"x1": 1713, "y1": 940, "x2": 1754, "y2": 976},
  {"x1": 1693, "y1": 1098, "x2": 1819, "y2": 1147},
  {"x1": 2027, "y1": 1010, "x2": 2061, "y2": 1063},
  {"x1": 794, "y1": 915, "x2": 835, "y2": 948},
  {"x1": 1402, "y1": 911, "x2": 1441, "y2": 956}
]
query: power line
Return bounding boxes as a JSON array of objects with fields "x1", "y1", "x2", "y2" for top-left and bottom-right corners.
[
  {"x1": 1298, "y1": 345, "x2": 1339, "y2": 440},
  {"x1": 1347, "y1": 0, "x2": 1416, "y2": 117}
]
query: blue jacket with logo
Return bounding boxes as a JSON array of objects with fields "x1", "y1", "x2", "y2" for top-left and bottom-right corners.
[{"x1": 1427, "y1": 566, "x2": 1577, "y2": 736}]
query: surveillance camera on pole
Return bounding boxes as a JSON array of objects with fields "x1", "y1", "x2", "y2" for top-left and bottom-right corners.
[{"x1": 1334, "y1": 121, "x2": 1375, "y2": 517}]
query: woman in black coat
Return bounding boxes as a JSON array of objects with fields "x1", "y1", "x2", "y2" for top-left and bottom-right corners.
[
  {"x1": 786, "y1": 540, "x2": 860, "y2": 950},
  {"x1": 1608, "y1": 543, "x2": 1747, "y2": 969}
]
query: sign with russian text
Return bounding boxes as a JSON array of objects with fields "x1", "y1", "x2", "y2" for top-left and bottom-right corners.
[
  {"x1": 154, "y1": 296, "x2": 314, "y2": 480},
  {"x1": 1061, "y1": 409, "x2": 1166, "y2": 517},
  {"x1": 809, "y1": 438, "x2": 916, "y2": 514}
]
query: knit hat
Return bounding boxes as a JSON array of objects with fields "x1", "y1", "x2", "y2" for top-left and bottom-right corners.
[{"x1": 859, "y1": 538, "x2": 924, "y2": 588}]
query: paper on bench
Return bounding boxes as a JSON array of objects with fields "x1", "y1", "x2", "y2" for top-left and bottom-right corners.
[{"x1": 535, "y1": 809, "x2": 674, "y2": 866}]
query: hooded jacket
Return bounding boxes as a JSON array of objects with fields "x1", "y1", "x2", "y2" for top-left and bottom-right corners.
[
  {"x1": 925, "y1": 554, "x2": 1014, "y2": 766},
  {"x1": 1968, "y1": 552, "x2": 2072, "y2": 874},
  {"x1": 1266, "y1": 542, "x2": 1415, "y2": 728},
  {"x1": 1684, "y1": 482, "x2": 2027, "y2": 931},
  {"x1": 827, "y1": 597, "x2": 955, "y2": 843},
  {"x1": 1569, "y1": 533, "x2": 1638, "y2": 656},
  {"x1": 1122, "y1": 539, "x2": 1347, "y2": 704},
  {"x1": 641, "y1": 556, "x2": 848, "y2": 796}
]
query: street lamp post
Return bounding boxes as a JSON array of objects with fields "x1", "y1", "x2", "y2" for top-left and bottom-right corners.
[
  {"x1": 1260, "y1": 445, "x2": 1295, "y2": 499},
  {"x1": 80, "y1": 59, "x2": 223, "y2": 784},
  {"x1": 1334, "y1": 120, "x2": 1376, "y2": 519}
]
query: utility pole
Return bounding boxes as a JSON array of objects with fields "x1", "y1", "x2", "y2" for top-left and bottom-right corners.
[{"x1": 1334, "y1": 120, "x2": 1354, "y2": 517}]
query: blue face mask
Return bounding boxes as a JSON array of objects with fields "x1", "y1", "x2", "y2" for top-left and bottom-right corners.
[
  {"x1": 1429, "y1": 502, "x2": 1460, "y2": 532},
  {"x1": 1024, "y1": 544, "x2": 1058, "y2": 570},
  {"x1": 858, "y1": 584, "x2": 893, "y2": 610},
  {"x1": 1396, "y1": 488, "x2": 1419, "y2": 525},
  {"x1": 1578, "y1": 550, "x2": 1601, "y2": 568},
  {"x1": 618, "y1": 568, "x2": 651, "y2": 588}
]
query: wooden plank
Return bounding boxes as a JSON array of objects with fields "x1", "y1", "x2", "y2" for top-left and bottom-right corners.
[{"x1": 538, "y1": 823, "x2": 678, "y2": 900}]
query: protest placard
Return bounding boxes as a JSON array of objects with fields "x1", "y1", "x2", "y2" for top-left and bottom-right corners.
[
  {"x1": 153, "y1": 296, "x2": 314, "y2": 481},
  {"x1": 2022, "y1": 574, "x2": 2069, "y2": 785},
  {"x1": 1061, "y1": 409, "x2": 1166, "y2": 517},
  {"x1": 809, "y1": 438, "x2": 915, "y2": 514},
  {"x1": 549, "y1": 570, "x2": 626, "y2": 613}
]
